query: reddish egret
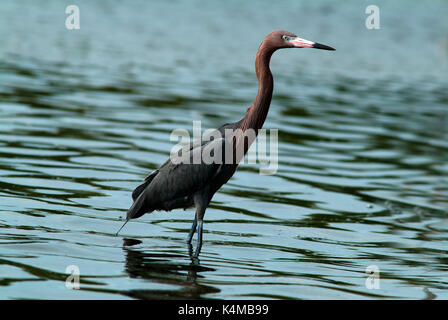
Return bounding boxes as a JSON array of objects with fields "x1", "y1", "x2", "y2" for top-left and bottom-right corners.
[{"x1": 117, "y1": 30, "x2": 335, "y2": 256}]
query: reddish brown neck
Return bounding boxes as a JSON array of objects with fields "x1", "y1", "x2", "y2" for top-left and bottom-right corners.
[{"x1": 241, "y1": 44, "x2": 275, "y2": 133}]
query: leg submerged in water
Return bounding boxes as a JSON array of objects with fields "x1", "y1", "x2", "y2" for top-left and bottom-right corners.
[
  {"x1": 194, "y1": 220, "x2": 204, "y2": 257},
  {"x1": 190, "y1": 191, "x2": 209, "y2": 257},
  {"x1": 186, "y1": 216, "x2": 197, "y2": 244}
]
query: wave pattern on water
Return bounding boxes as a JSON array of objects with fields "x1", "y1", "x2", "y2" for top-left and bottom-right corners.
[{"x1": 0, "y1": 0, "x2": 448, "y2": 299}]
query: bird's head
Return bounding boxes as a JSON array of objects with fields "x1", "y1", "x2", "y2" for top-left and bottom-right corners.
[{"x1": 264, "y1": 30, "x2": 335, "y2": 51}]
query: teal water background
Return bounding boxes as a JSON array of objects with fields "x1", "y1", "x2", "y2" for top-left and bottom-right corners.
[{"x1": 0, "y1": 0, "x2": 447, "y2": 299}]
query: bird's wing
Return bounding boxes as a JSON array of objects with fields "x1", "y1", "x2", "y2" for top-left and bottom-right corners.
[
  {"x1": 131, "y1": 169, "x2": 159, "y2": 201},
  {"x1": 149, "y1": 136, "x2": 227, "y2": 201},
  {"x1": 127, "y1": 136, "x2": 227, "y2": 219}
]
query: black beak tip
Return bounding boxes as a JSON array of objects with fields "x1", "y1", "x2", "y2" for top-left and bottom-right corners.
[{"x1": 313, "y1": 42, "x2": 336, "y2": 51}]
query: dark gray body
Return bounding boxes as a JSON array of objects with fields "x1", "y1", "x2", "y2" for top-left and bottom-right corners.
[{"x1": 127, "y1": 120, "x2": 243, "y2": 221}]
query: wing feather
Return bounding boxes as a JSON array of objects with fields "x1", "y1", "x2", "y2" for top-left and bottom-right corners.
[{"x1": 127, "y1": 136, "x2": 227, "y2": 219}]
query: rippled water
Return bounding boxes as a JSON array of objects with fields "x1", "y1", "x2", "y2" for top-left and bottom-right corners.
[{"x1": 1, "y1": 0, "x2": 448, "y2": 299}]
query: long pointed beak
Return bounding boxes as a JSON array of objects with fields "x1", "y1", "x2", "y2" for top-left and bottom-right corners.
[{"x1": 289, "y1": 37, "x2": 335, "y2": 51}]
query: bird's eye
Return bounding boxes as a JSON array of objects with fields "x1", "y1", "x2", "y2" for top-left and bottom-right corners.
[{"x1": 282, "y1": 35, "x2": 290, "y2": 41}]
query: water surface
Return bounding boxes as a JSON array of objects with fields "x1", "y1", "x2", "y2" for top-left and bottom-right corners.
[{"x1": 0, "y1": 0, "x2": 448, "y2": 299}]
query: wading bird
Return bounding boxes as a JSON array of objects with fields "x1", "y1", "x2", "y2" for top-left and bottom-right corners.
[{"x1": 117, "y1": 30, "x2": 335, "y2": 256}]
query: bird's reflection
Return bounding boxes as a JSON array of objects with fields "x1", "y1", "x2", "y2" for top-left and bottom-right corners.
[{"x1": 121, "y1": 238, "x2": 219, "y2": 299}]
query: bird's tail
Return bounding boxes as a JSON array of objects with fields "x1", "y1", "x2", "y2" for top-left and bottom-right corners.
[
  {"x1": 116, "y1": 192, "x2": 150, "y2": 236},
  {"x1": 127, "y1": 191, "x2": 148, "y2": 219},
  {"x1": 115, "y1": 219, "x2": 129, "y2": 236}
]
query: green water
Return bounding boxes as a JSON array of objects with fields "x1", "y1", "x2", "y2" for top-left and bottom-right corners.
[{"x1": 0, "y1": 0, "x2": 447, "y2": 299}]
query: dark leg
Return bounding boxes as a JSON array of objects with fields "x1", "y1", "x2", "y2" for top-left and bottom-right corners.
[
  {"x1": 186, "y1": 216, "x2": 197, "y2": 244},
  {"x1": 190, "y1": 191, "x2": 209, "y2": 257},
  {"x1": 194, "y1": 220, "x2": 204, "y2": 257}
]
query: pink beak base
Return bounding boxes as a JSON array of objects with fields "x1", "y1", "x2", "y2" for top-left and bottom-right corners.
[{"x1": 290, "y1": 37, "x2": 335, "y2": 50}]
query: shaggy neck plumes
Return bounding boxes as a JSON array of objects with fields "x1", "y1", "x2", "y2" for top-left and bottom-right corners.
[{"x1": 241, "y1": 43, "x2": 275, "y2": 133}]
